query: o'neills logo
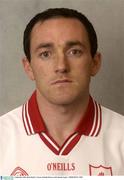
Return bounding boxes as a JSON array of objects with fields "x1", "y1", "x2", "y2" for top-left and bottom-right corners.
[{"x1": 47, "y1": 163, "x2": 75, "y2": 171}]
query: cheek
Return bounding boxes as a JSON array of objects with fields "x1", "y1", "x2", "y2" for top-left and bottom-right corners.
[
  {"x1": 31, "y1": 65, "x2": 52, "y2": 86},
  {"x1": 72, "y1": 63, "x2": 92, "y2": 87},
  {"x1": 74, "y1": 61, "x2": 92, "y2": 76}
]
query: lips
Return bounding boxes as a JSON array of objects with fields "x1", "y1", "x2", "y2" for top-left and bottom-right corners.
[{"x1": 51, "y1": 79, "x2": 72, "y2": 85}]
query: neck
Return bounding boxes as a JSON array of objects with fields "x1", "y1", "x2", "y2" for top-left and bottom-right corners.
[{"x1": 36, "y1": 89, "x2": 89, "y2": 146}]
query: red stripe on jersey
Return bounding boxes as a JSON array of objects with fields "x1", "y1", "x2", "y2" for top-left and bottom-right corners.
[
  {"x1": 22, "y1": 104, "x2": 28, "y2": 134},
  {"x1": 90, "y1": 102, "x2": 102, "y2": 136},
  {"x1": 22, "y1": 104, "x2": 32, "y2": 135},
  {"x1": 60, "y1": 133, "x2": 81, "y2": 155},
  {"x1": 39, "y1": 133, "x2": 59, "y2": 155},
  {"x1": 39, "y1": 132, "x2": 81, "y2": 155},
  {"x1": 27, "y1": 91, "x2": 46, "y2": 133},
  {"x1": 43, "y1": 132, "x2": 60, "y2": 149},
  {"x1": 76, "y1": 96, "x2": 95, "y2": 136},
  {"x1": 90, "y1": 101, "x2": 99, "y2": 136},
  {"x1": 95, "y1": 104, "x2": 102, "y2": 136}
]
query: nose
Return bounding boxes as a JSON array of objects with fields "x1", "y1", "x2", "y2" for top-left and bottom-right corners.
[{"x1": 54, "y1": 53, "x2": 69, "y2": 74}]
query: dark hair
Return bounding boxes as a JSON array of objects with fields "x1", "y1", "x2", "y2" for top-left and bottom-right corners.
[{"x1": 23, "y1": 8, "x2": 98, "y2": 61}]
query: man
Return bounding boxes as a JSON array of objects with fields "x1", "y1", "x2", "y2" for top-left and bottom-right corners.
[{"x1": 0, "y1": 8, "x2": 124, "y2": 176}]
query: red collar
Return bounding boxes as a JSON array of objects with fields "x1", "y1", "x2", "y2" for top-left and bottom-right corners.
[{"x1": 22, "y1": 91, "x2": 102, "y2": 137}]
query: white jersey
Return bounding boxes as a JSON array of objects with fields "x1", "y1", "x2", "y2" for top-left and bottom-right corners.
[{"x1": 0, "y1": 91, "x2": 124, "y2": 176}]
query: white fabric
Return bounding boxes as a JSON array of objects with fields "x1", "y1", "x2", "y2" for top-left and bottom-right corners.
[{"x1": 0, "y1": 106, "x2": 124, "y2": 176}]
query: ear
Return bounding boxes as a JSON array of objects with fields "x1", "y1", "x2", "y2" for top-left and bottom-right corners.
[
  {"x1": 91, "y1": 52, "x2": 101, "y2": 76},
  {"x1": 22, "y1": 57, "x2": 35, "y2": 80}
]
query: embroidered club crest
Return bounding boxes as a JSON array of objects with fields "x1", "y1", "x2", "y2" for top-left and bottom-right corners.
[
  {"x1": 11, "y1": 166, "x2": 28, "y2": 176},
  {"x1": 89, "y1": 164, "x2": 113, "y2": 176}
]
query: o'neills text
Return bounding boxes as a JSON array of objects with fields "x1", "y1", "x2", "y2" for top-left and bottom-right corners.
[{"x1": 47, "y1": 163, "x2": 75, "y2": 171}]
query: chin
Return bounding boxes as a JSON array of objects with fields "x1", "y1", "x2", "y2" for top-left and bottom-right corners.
[{"x1": 48, "y1": 95, "x2": 81, "y2": 106}]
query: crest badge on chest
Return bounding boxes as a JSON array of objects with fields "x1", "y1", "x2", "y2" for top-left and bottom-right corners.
[{"x1": 89, "y1": 164, "x2": 113, "y2": 176}]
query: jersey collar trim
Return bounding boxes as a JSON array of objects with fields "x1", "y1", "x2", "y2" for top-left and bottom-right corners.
[{"x1": 22, "y1": 91, "x2": 102, "y2": 137}]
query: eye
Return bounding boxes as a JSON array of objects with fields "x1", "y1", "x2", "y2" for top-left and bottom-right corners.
[
  {"x1": 68, "y1": 48, "x2": 83, "y2": 57},
  {"x1": 39, "y1": 51, "x2": 51, "y2": 60}
]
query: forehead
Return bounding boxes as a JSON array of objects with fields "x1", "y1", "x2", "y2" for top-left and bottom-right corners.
[{"x1": 30, "y1": 17, "x2": 90, "y2": 47}]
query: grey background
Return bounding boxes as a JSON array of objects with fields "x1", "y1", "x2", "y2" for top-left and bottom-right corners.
[{"x1": 0, "y1": 0, "x2": 124, "y2": 115}]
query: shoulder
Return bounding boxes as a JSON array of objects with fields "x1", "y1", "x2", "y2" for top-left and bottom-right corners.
[
  {"x1": 0, "y1": 106, "x2": 22, "y2": 121},
  {"x1": 0, "y1": 106, "x2": 23, "y2": 133},
  {"x1": 101, "y1": 106, "x2": 124, "y2": 122},
  {"x1": 101, "y1": 106, "x2": 124, "y2": 135}
]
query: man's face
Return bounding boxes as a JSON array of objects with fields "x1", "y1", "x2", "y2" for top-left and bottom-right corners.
[{"x1": 23, "y1": 18, "x2": 101, "y2": 105}]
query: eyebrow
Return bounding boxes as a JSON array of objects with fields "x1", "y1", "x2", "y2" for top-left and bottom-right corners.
[
  {"x1": 35, "y1": 43, "x2": 53, "y2": 52},
  {"x1": 66, "y1": 41, "x2": 86, "y2": 48},
  {"x1": 35, "y1": 40, "x2": 86, "y2": 52}
]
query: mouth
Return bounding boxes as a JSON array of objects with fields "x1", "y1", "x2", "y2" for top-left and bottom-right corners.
[{"x1": 51, "y1": 79, "x2": 72, "y2": 85}]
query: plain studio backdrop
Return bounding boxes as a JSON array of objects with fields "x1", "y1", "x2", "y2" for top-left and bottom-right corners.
[{"x1": 0, "y1": 0, "x2": 124, "y2": 116}]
